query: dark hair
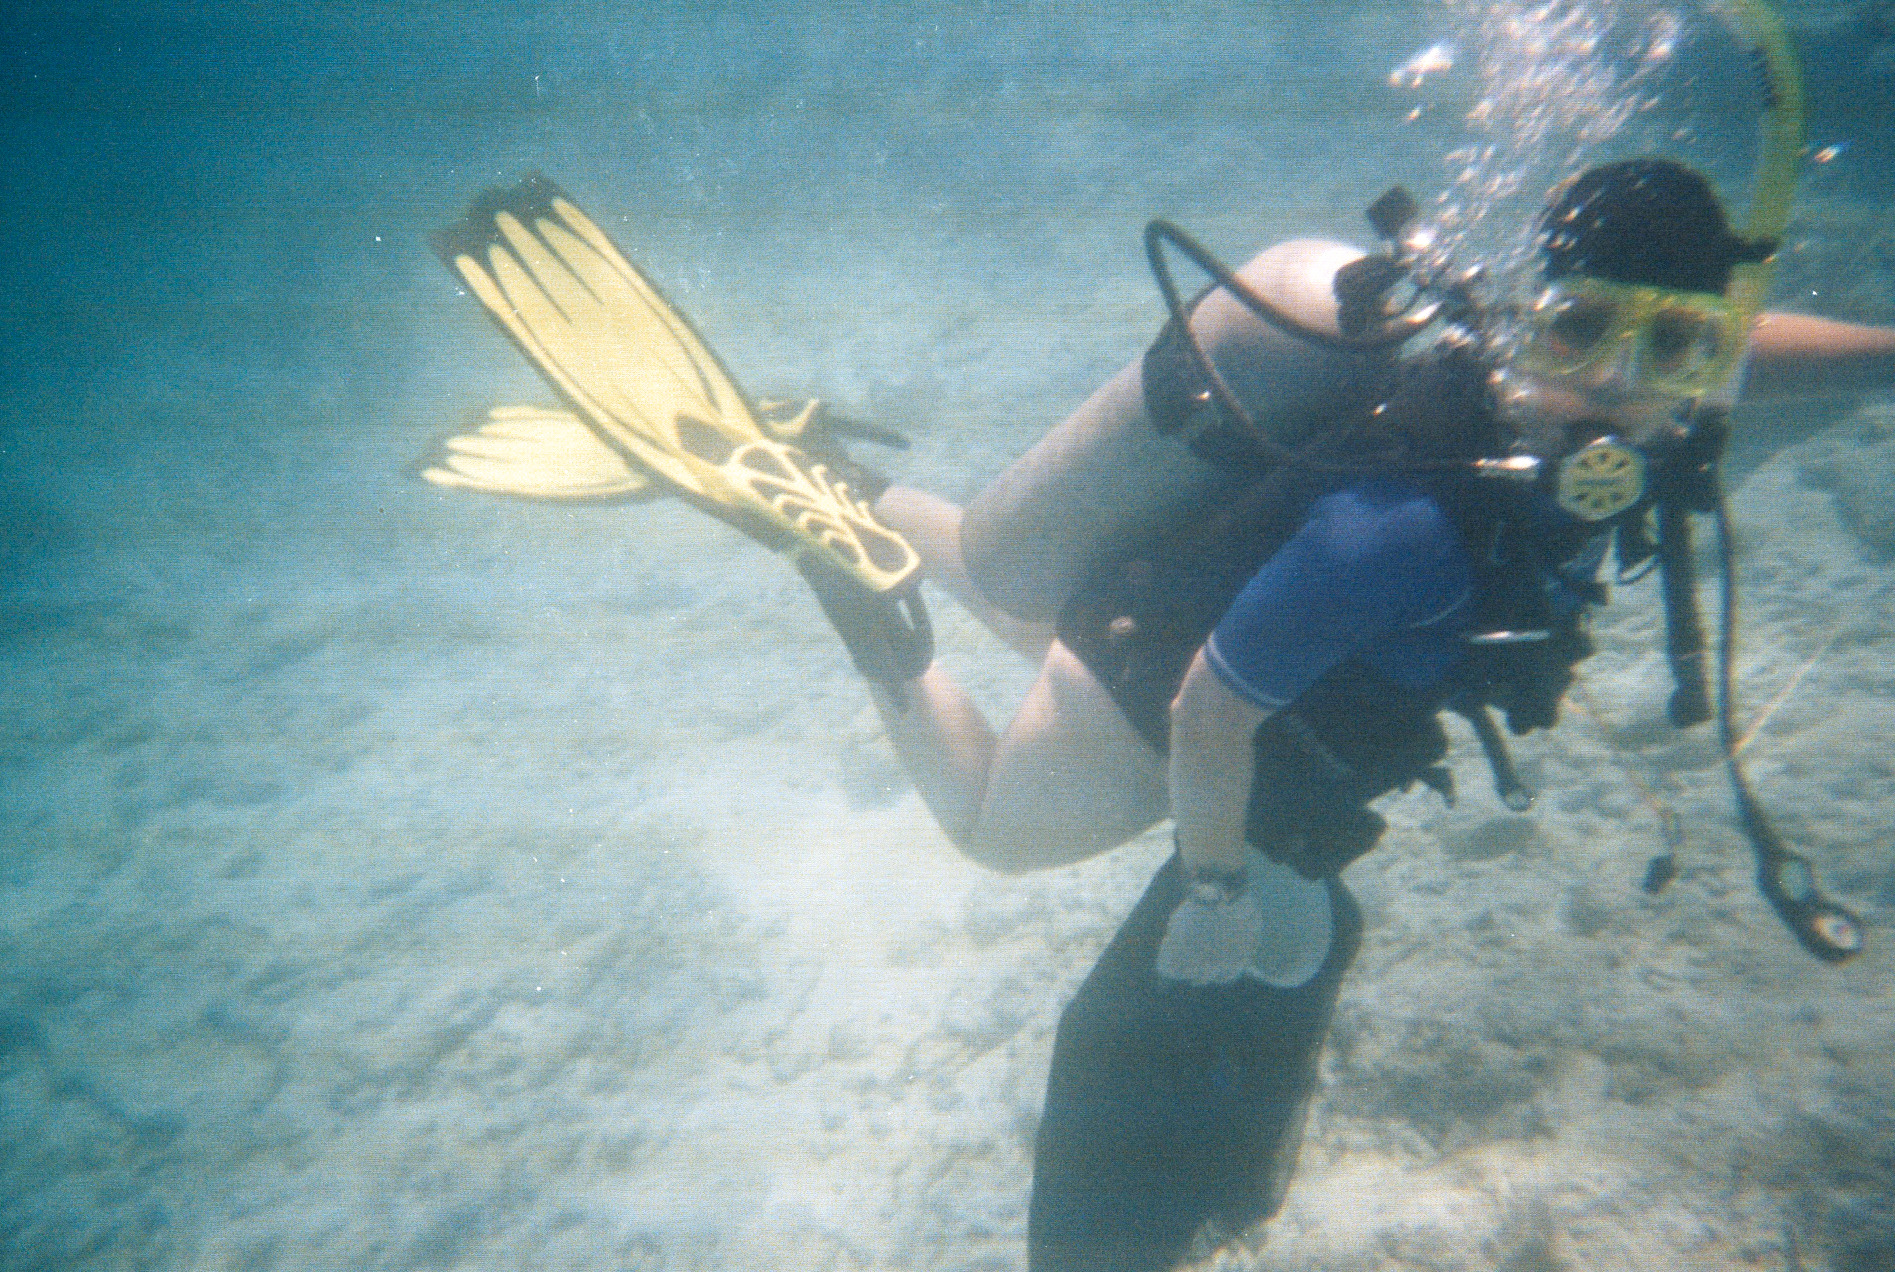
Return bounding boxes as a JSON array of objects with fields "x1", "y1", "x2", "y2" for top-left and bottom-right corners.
[{"x1": 1537, "y1": 159, "x2": 1775, "y2": 294}]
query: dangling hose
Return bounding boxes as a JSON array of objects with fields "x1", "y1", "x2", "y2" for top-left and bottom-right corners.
[
  {"x1": 1649, "y1": 405, "x2": 1861, "y2": 961},
  {"x1": 1655, "y1": 503, "x2": 1715, "y2": 728},
  {"x1": 1670, "y1": 1, "x2": 1863, "y2": 960},
  {"x1": 1708, "y1": 491, "x2": 1864, "y2": 961}
]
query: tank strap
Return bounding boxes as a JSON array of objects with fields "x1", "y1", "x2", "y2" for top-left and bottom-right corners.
[
  {"x1": 1139, "y1": 294, "x2": 1290, "y2": 474},
  {"x1": 1140, "y1": 292, "x2": 1211, "y2": 438}
]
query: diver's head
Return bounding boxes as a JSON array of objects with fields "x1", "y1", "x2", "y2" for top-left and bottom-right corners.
[
  {"x1": 1538, "y1": 158, "x2": 1774, "y2": 294},
  {"x1": 1497, "y1": 159, "x2": 1776, "y2": 503}
]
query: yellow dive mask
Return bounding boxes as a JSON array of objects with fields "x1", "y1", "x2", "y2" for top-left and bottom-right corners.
[
  {"x1": 1519, "y1": 276, "x2": 1751, "y2": 398},
  {"x1": 1519, "y1": 0, "x2": 1800, "y2": 406}
]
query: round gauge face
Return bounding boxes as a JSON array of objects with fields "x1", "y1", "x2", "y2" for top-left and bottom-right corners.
[{"x1": 1555, "y1": 439, "x2": 1648, "y2": 521}]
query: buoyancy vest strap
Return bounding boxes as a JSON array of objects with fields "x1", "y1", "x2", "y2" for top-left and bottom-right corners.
[{"x1": 1449, "y1": 696, "x2": 1534, "y2": 811}]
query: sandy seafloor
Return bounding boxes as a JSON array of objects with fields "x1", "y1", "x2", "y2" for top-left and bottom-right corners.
[{"x1": 3, "y1": 1, "x2": 1895, "y2": 1268}]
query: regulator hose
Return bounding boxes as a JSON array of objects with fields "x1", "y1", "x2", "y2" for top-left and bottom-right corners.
[{"x1": 1710, "y1": 491, "x2": 1864, "y2": 961}]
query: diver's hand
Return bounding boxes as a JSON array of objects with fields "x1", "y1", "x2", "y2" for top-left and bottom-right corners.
[{"x1": 1155, "y1": 862, "x2": 1266, "y2": 987}]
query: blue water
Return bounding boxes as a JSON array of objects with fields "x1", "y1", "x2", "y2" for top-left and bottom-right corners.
[{"x1": 3, "y1": 1, "x2": 1893, "y2": 1268}]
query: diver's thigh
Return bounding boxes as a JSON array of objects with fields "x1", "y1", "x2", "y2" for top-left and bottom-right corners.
[{"x1": 972, "y1": 641, "x2": 1169, "y2": 869}]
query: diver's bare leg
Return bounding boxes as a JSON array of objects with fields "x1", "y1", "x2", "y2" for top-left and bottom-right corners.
[
  {"x1": 871, "y1": 641, "x2": 1168, "y2": 873},
  {"x1": 874, "y1": 485, "x2": 1054, "y2": 662}
]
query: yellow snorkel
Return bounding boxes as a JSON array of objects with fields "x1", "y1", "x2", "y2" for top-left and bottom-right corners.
[{"x1": 1706, "y1": 0, "x2": 1804, "y2": 404}]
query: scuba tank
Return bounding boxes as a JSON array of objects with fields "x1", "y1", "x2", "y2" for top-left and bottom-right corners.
[{"x1": 959, "y1": 240, "x2": 1395, "y2": 623}]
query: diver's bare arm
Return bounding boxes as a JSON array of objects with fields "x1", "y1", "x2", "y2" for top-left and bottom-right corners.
[
  {"x1": 1168, "y1": 648, "x2": 1269, "y2": 881},
  {"x1": 1744, "y1": 311, "x2": 1895, "y2": 399}
]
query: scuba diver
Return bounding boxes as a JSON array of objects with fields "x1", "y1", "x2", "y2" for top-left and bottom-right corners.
[{"x1": 424, "y1": 3, "x2": 1894, "y2": 1267}]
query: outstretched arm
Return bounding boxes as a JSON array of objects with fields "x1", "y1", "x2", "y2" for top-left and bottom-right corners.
[{"x1": 1744, "y1": 311, "x2": 1895, "y2": 400}]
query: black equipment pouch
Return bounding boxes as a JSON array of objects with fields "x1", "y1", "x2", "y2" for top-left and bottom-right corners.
[
  {"x1": 1467, "y1": 614, "x2": 1596, "y2": 735},
  {"x1": 1246, "y1": 713, "x2": 1392, "y2": 879},
  {"x1": 1246, "y1": 666, "x2": 1454, "y2": 879}
]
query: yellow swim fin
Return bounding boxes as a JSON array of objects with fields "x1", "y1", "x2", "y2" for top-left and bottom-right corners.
[
  {"x1": 421, "y1": 405, "x2": 657, "y2": 501},
  {"x1": 432, "y1": 174, "x2": 921, "y2": 596}
]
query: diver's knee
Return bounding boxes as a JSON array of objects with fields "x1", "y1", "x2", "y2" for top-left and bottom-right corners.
[
  {"x1": 971, "y1": 850, "x2": 1040, "y2": 878},
  {"x1": 954, "y1": 819, "x2": 1043, "y2": 876}
]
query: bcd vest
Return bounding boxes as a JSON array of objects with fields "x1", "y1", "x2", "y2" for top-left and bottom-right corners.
[{"x1": 1057, "y1": 347, "x2": 1601, "y2": 878}]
